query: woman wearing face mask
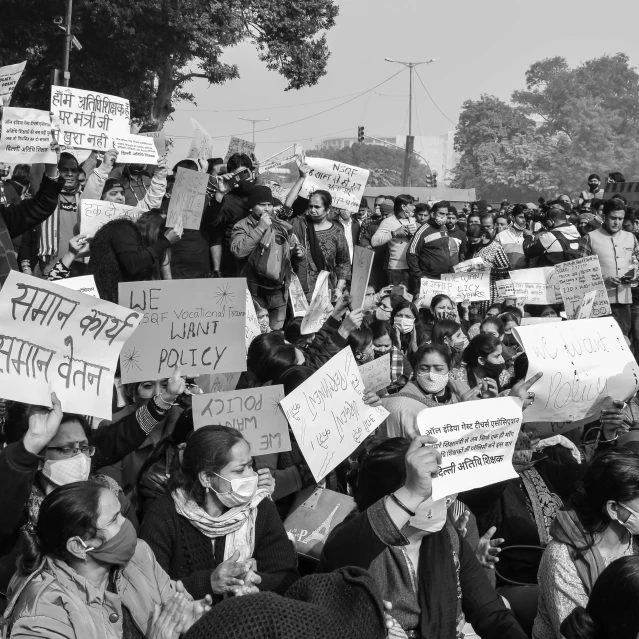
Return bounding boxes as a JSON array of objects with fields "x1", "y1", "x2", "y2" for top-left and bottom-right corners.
[
  {"x1": 390, "y1": 301, "x2": 420, "y2": 356},
  {"x1": 318, "y1": 436, "x2": 527, "y2": 639},
  {"x1": 370, "y1": 319, "x2": 410, "y2": 392},
  {"x1": 373, "y1": 293, "x2": 394, "y2": 322},
  {"x1": 479, "y1": 316, "x2": 518, "y2": 375},
  {"x1": 533, "y1": 449, "x2": 639, "y2": 639},
  {"x1": 348, "y1": 327, "x2": 375, "y2": 364},
  {"x1": 498, "y1": 312, "x2": 523, "y2": 354},
  {"x1": 431, "y1": 319, "x2": 469, "y2": 368},
  {"x1": 450, "y1": 333, "x2": 512, "y2": 398},
  {"x1": 140, "y1": 425, "x2": 298, "y2": 601},
  {"x1": 6, "y1": 482, "x2": 212, "y2": 639}
]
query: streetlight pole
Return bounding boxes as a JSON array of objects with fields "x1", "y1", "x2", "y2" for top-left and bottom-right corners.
[
  {"x1": 238, "y1": 116, "x2": 270, "y2": 143},
  {"x1": 384, "y1": 58, "x2": 435, "y2": 187},
  {"x1": 62, "y1": 0, "x2": 73, "y2": 87}
]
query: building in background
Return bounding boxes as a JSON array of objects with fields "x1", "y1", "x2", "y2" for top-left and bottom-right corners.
[{"x1": 322, "y1": 132, "x2": 460, "y2": 185}]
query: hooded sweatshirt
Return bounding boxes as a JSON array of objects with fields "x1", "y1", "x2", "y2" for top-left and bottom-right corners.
[{"x1": 523, "y1": 223, "x2": 581, "y2": 267}]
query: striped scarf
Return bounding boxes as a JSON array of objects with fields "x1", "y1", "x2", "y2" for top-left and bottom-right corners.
[{"x1": 38, "y1": 190, "x2": 79, "y2": 257}]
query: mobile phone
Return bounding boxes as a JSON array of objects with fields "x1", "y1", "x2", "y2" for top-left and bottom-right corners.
[{"x1": 221, "y1": 166, "x2": 252, "y2": 189}]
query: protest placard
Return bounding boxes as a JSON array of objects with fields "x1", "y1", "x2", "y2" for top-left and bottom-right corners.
[
  {"x1": 80, "y1": 199, "x2": 140, "y2": 238},
  {"x1": 166, "y1": 167, "x2": 209, "y2": 230},
  {"x1": 495, "y1": 279, "x2": 516, "y2": 298},
  {"x1": 0, "y1": 107, "x2": 56, "y2": 164},
  {"x1": 289, "y1": 273, "x2": 308, "y2": 317},
  {"x1": 512, "y1": 317, "x2": 639, "y2": 423},
  {"x1": 418, "y1": 277, "x2": 460, "y2": 306},
  {"x1": 195, "y1": 371, "x2": 241, "y2": 394},
  {"x1": 575, "y1": 290, "x2": 598, "y2": 320},
  {"x1": 441, "y1": 272, "x2": 490, "y2": 302},
  {"x1": 267, "y1": 181, "x2": 290, "y2": 203},
  {"x1": 139, "y1": 130, "x2": 167, "y2": 156},
  {"x1": 111, "y1": 133, "x2": 159, "y2": 165},
  {"x1": 417, "y1": 397, "x2": 523, "y2": 501},
  {"x1": 118, "y1": 278, "x2": 247, "y2": 383},
  {"x1": 259, "y1": 144, "x2": 305, "y2": 174},
  {"x1": 350, "y1": 246, "x2": 374, "y2": 310},
  {"x1": 554, "y1": 255, "x2": 611, "y2": 319},
  {"x1": 299, "y1": 158, "x2": 370, "y2": 214},
  {"x1": 224, "y1": 137, "x2": 255, "y2": 162},
  {"x1": 453, "y1": 257, "x2": 488, "y2": 273},
  {"x1": 358, "y1": 353, "x2": 391, "y2": 393},
  {"x1": 509, "y1": 267, "x2": 559, "y2": 304},
  {"x1": 50, "y1": 86, "x2": 130, "y2": 150},
  {"x1": 56, "y1": 275, "x2": 99, "y2": 298},
  {"x1": 188, "y1": 119, "x2": 215, "y2": 161},
  {"x1": 0, "y1": 272, "x2": 140, "y2": 418},
  {"x1": 301, "y1": 271, "x2": 330, "y2": 335},
  {"x1": 245, "y1": 289, "x2": 261, "y2": 350},
  {"x1": 193, "y1": 385, "x2": 291, "y2": 454},
  {"x1": 280, "y1": 347, "x2": 389, "y2": 481},
  {"x1": 0, "y1": 61, "x2": 26, "y2": 105}
]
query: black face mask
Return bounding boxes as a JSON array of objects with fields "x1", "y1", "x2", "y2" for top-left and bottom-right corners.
[{"x1": 482, "y1": 360, "x2": 505, "y2": 378}]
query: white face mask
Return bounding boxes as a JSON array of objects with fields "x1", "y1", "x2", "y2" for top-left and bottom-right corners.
[
  {"x1": 376, "y1": 308, "x2": 392, "y2": 321},
  {"x1": 615, "y1": 502, "x2": 639, "y2": 535},
  {"x1": 42, "y1": 453, "x2": 91, "y2": 486},
  {"x1": 416, "y1": 371, "x2": 449, "y2": 394},
  {"x1": 212, "y1": 472, "x2": 258, "y2": 508},
  {"x1": 408, "y1": 497, "x2": 448, "y2": 533},
  {"x1": 394, "y1": 317, "x2": 415, "y2": 334}
]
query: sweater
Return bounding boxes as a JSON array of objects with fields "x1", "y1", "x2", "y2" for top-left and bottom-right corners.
[
  {"x1": 139, "y1": 495, "x2": 299, "y2": 601},
  {"x1": 371, "y1": 215, "x2": 415, "y2": 270}
]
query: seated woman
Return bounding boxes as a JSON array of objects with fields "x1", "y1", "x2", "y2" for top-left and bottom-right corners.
[
  {"x1": 431, "y1": 318, "x2": 469, "y2": 369},
  {"x1": 479, "y1": 316, "x2": 518, "y2": 372},
  {"x1": 561, "y1": 555, "x2": 639, "y2": 639},
  {"x1": 370, "y1": 319, "x2": 410, "y2": 392},
  {"x1": 467, "y1": 302, "x2": 502, "y2": 339},
  {"x1": 318, "y1": 436, "x2": 527, "y2": 639},
  {"x1": 5, "y1": 482, "x2": 211, "y2": 639},
  {"x1": 139, "y1": 425, "x2": 298, "y2": 601},
  {"x1": 390, "y1": 300, "x2": 421, "y2": 356},
  {"x1": 533, "y1": 449, "x2": 639, "y2": 639},
  {"x1": 348, "y1": 327, "x2": 374, "y2": 364}
]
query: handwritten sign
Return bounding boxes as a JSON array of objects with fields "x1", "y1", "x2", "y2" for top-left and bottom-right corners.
[
  {"x1": 193, "y1": 385, "x2": 291, "y2": 454},
  {"x1": 301, "y1": 271, "x2": 330, "y2": 335},
  {"x1": 555, "y1": 256, "x2": 611, "y2": 319},
  {"x1": 225, "y1": 137, "x2": 255, "y2": 162},
  {"x1": 80, "y1": 199, "x2": 140, "y2": 238},
  {"x1": 111, "y1": 133, "x2": 159, "y2": 165},
  {"x1": 259, "y1": 144, "x2": 305, "y2": 174},
  {"x1": 50, "y1": 86, "x2": 130, "y2": 151},
  {"x1": 0, "y1": 107, "x2": 56, "y2": 164},
  {"x1": 267, "y1": 181, "x2": 290, "y2": 203},
  {"x1": 350, "y1": 246, "x2": 374, "y2": 310},
  {"x1": 441, "y1": 272, "x2": 490, "y2": 302},
  {"x1": 196, "y1": 371, "x2": 241, "y2": 394},
  {"x1": 299, "y1": 158, "x2": 370, "y2": 214},
  {"x1": 289, "y1": 273, "x2": 308, "y2": 317},
  {"x1": 575, "y1": 290, "x2": 598, "y2": 320},
  {"x1": 418, "y1": 277, "x2": 460, "y2": 306},
  {"x1": 166, "y1": 167, "x2": 209, "y2": 230},
  {"x1": 188, "y1": 119, "x2": 215, "y2": 161},
  {"x1": 417, "y1": 397, "x2": 523, "y2": 501},
  {"x1": 0, "y1": 272, "x2": 140, "y2": 418},
  {"x1": 118, "y1": 278, "x2": 247, "y2": 383},
  {"x1": 495, "y1": 279, "x2": 516, "y2": 299},
  {"x1": 509, "y1": 267, "x2": 559, "y2": 304},
  {"x1": 453, "y1": 257, "x2": 488, "y2": 273},
  {"x1": 56, "y1": 275, "x2": 99, "y2": 298},
  {"x1": 512, "y1": 317, "x2": 639, "y2": 423},
  {"x1": 139, "y1": 130, "x2": 167, "y2": 156},
  {"x1": 0, "y1": 61, "x2": 26, "y2": 105},
  {"x1": 245, "y1": 289, "x2": 261, "y2": 350},
  {"x1": 358, "y1": 353, "x2": 391, "y2": 393},
  {"x1": 280, "y1": 347, "x2": 389, "y2": 481}
]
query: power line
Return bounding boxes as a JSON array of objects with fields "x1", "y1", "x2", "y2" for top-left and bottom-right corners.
[{"x1": 413, "y1": 67, "x2": 457, "y2": 126}]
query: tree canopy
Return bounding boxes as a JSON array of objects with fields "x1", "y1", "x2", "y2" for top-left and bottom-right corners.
[
  {"x1": 451, "y1": 54, "x2": 639, "y2": 199},
  {"x1": 0, "y1": 0, "x2": 338, "y2": 130}
]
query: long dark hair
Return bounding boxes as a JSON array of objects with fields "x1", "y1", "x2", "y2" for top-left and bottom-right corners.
[
  {"x1": 431, "y1": 319, "x2": 460, "y2": 350},
  {"x1": 390, "y1": 300, "x2": 420, "y2": 351},
  {"x1": 19, "y1": 482, "x2": 103, "y2": 574},
  {"x1": 169, "y1": 425, "x2": 245, "y2": 506},
  {"x1": 463, "y1": 333, "x2": 501, "y2": 387},
  {"x1": 136, "y1": 210, "x2": 168, "y2": 278},
  {"x1": 247, "y1": 332, "x2": 286, "y2": 378}
]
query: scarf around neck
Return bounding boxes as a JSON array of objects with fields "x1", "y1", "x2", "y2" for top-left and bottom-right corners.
[
  {"x1": 38, "y1": 188, "x2": 80, "y2": 257},
  {"x1": 172, "y1": 487, "x2": 269, "y2": 561}
]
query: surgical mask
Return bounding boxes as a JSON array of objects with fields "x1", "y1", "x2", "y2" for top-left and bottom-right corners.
[
  {"x1": 451, "y1": 336, "x2": 469, "y2": 352},
  {"x1": 394, "y1": 317, "x2": 415, "y2": 334},
  {"x1": 408, "y1": 497, "x2": 448, "y2": 533},
  {"x1": 258, "y1": 318, "x2": 270, "y2": 334},
  {"x1": 615, "y1": 503, "x2": 639, "y2": 535},
  {"x1": 416, "y1": 371, "x2": 449, "y2": 394},
  {"x1": 376, "y1": 307, "x2": 392, "y2": 321},
  {"x1": 42, "y1": 453, "x2": 91, "y2": 486},
  {"x1": 212, "y1": 472, "x2": 258, "y2": 508},
  {"x1": 481, "y1": 360, "x2": 505, "y2": 378},
  {"x1": 80, "y1": 519, "x2": 138, "y2": 567}
]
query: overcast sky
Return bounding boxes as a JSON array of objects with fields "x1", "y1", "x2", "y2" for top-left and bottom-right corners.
[{"x1": 165, "y1": 0, "x2": 639, "y2": 164}]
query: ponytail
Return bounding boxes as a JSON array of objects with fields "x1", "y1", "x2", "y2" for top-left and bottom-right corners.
[{"x1": 18, "y1": 525, "x2": 45, "y2": 575}]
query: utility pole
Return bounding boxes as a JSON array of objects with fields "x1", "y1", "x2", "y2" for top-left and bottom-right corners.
[
  {"x1": 62, "y1": 0, "x2": 73, "y2": 86},
  {"x1": 384, "y1": 58, "x2": 435, "y2": 187},
  {"x1": 238, "y1": 116, "x2": 270, "y2": 143}
]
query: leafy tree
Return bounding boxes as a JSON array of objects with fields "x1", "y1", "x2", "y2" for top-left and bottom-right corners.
[{"x1": 0, "y1": 0, "x2": 338, "y2": 129}]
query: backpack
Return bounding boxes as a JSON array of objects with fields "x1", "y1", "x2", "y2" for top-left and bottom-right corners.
[{"x1": 247, "y1": 219, "x2": 292, "y2": 287}]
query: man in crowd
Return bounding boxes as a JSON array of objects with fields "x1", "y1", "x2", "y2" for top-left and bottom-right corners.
[
  {"x1": 358, "y1": 201, "x2": 390, "y2": 290},
  {"x1": 497, "y1": 204, "x2": 529, "y2": 270},
  {"x1": 579, "y1": 173, "x2": 606, "y2": 205},
  {"x1": 445, "y1": 205, "x2": 467, "y2": 261},
  {"x1": 523, "y1": 208, "x2": 581, "y2": 267},
  {"x1": 334, "y1": 207, "x2": 360, "y2": 263}
]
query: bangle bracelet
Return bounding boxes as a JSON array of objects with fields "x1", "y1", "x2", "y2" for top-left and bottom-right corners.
[
  {"x1": 389, "y1": 493, "x2": 415, "y2": 517},
  {"x1": 600, "y1": 434, "x2": 619, "y2": 443},
  {"x1": 155, "y1": 392, "x2": 178, "y2": 407}
]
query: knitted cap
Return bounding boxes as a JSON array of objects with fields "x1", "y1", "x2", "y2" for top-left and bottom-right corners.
[
  {"x1": 184, "y1": 567, "x2": 387, "y2": 639},
  {"x1": 102, "y1": 178, "x2": 124, "y2": 195},
  {"x1": 247, "y1": 185, "x2": 273, "y2": 209}
]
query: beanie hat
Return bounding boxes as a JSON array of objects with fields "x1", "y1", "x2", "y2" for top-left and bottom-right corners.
[
  {"x1": 184, "y1": 567, "x2": 387, "y2": 639},
  {"x1": 102, "y1": 178, "x2": 124, "y2": 196},
  {"x1": 476, "y1": 199, "x2": 488, "y2": 213},
  {"x1": 247, "y1": 185, "x2": 273, "y2": 210},
  {"x1": 379, "y1": 202, "x2": 394, "y2": 216}
]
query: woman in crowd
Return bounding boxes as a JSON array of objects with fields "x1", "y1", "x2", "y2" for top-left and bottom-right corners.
[
  {"x1": 348, "y1": 327, "x2": 374, "y2": 364},
  {"x1": 561, "y1": 555, "x2": 639, "y2": 639},
  {"x1": 140, "y1": 425, "x2": 299, "y2": 601},
  {"x1": 5, "y1": 482, "x2": 211, "y2": 639},
  {"x1": 88, "y1": 209, "x2": 181, "y2": 302},
  {"x1": 533, "y1": 449, "x2": 639, "y2": 639},
  {"x1": 479, "y1": 316, "x2": 519, "y2": 371},
  {"x1": 468, "y1": 302, "x2": 502, "y2": 339},
  {"x1": 318, "y1": 436, "x2": 527, "y2": 639},
  {"x1": 370, "y1": 319, "x2": 410, "y2": 392},
  {"x1": 431, "y1": 318, "x2": 469, "y2": 368},
  {"x1": 390, "y1": 300, "x2": 420, "y2": 356},
  {"x1": 239, "y1": 332, "x2": 287, "y2": 389}
]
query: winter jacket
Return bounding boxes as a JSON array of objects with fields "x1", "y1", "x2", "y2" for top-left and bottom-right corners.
[{"x1": 523, "y1": 223, "x2": 581, "y2": 268}]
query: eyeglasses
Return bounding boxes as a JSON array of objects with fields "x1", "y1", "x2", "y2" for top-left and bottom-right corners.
[{"x1": 46, "y1": 445, "x2": 96, "y2": 458}]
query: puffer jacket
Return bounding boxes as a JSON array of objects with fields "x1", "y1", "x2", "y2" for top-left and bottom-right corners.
[{"x1": 4, "y1": 540, "x2": 181, "y2": 639}]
